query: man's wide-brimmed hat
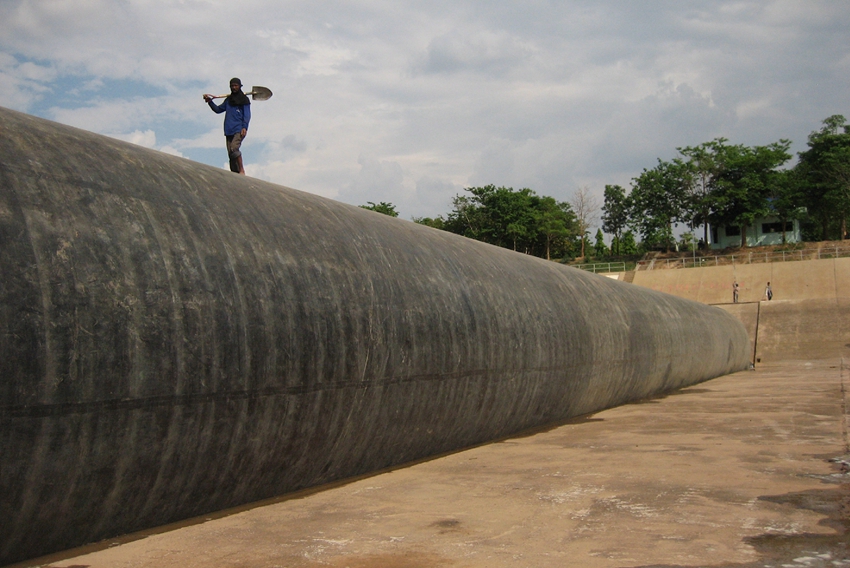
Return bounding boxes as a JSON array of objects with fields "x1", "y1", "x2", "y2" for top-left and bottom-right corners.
[{"x1": 230, "y1": 77, "x2": 242, "y2": 86}]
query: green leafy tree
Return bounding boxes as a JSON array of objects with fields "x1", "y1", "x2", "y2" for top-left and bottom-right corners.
[
  {"x1": 678, "y1": 139, "x2": 727, "y2": 245},
  {"x1": 769, "y1": 169, "x2": 805, "y2": 244},
  {"x1": 797, "y1": 115, "x2": 850, "y2": 239},
  {"x1": 593, "y1": 228, "x2": 608, "y2": 257},
  {"x1": 359, "y1": 201, "x2": 399, "y2": 217},
  {"x1": 443, "y1": 192, "x2": 486, "y2": 240},
  {"x1": 710, "y1": 141, "x2": 792, "y2": 247},
  {"x1": 620, "y1": 230, "x2": 638, "y2": 255},
  {"x1": 601, "y1": 184, "x2": 629, "y2": 255},
  {"x1": 442, "y1": 185, "x2": 578, "y2": 259},
  {"x1": 609, "y1": 235, "x2": 620, "y2": 257},
  {"x1": 444, "y1": 185, "x2": 536, "y2": 250},
  {"x1": 537, "y1": 196, "x2": 577, "y2": 260},
  {"x1": 412, "y1": 216, "x2": 446, "y2": 230},
  {"x1": 629, "y1": 159, "x2": 690, "y2": 252}
]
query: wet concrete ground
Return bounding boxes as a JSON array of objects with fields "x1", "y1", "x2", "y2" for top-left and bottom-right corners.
[{"x1": 20, "y1": 358, "x2": 850, "y2": 568}]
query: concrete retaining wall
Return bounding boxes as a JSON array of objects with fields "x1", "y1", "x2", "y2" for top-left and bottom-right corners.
[
  {"x1": 633, "y1": 258, "x2": 850, "y2": 304},
  {"x1": 752, "y1": 298, "x2": 850, "y2": 363},
  {"x1": 0, "y1": 108, "x2": 750, "y2": 564},
  {"x1": 639, "y1": 259, "x2": 850, "y2": 364}
]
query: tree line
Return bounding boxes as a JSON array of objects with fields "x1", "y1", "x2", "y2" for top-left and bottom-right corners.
[
  {"x1": 410, "y1": 185, "x2": 581, "y2": 260},
  {"x1": 363, "y1": 187, "x2": 600, "y2": 260},
  {"x1": 361, "y1": 114, "x2": 850, "y2": 260},
  {"x1": 603, "y1": 114, "x2": 850, "y2": 253}
]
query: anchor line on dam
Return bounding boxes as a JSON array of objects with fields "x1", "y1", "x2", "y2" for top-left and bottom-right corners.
[
  {"x1": 841, "y1": 357, "x2": 849, "y2": 454},
  {"x1": 0, "y1": 357, "x2": 655, "y2": 420}
]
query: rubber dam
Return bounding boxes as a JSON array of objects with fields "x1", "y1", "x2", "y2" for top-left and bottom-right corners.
[{"x1": 0, "y1": 107, "x2": 750, "y2": 565}]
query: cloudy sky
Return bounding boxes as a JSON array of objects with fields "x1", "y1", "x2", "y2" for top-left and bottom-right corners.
[{"x1": 2, "y1": 1, "x2": 849, "y2": 225}]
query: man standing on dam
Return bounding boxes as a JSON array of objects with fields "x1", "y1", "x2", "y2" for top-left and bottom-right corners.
[{"x1": 203, "y1": 78, "x2": 251, "y2": 174}]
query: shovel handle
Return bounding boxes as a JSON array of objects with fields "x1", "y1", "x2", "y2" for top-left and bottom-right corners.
[
  {"x1": 205, "y1": 86, "x2": 272, "y2": 101},
  {"x1": 207, "y1": 92, "x2": 259, "y2": 100}
]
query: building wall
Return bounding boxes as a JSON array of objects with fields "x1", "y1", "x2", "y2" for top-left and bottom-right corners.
[{"x1": 711, "y1": 217, "x2": 800, "y2": 249}]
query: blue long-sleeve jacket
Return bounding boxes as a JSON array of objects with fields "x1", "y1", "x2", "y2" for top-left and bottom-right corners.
[{"x1": 207, "y1": 99, "x2": 251, "y2": 136}]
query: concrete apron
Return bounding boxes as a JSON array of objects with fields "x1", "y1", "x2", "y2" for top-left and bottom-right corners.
[{"x1": 28, "y1": 358, "x2": 849, "y2": 568}]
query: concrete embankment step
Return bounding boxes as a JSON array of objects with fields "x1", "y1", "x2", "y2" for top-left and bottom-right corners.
[
  {"x1": 632, "y1": 257, "x2": 849, "y2": 304},
  {"x1": 636, "y1": 257, "x2": 850, "y2": 364}
]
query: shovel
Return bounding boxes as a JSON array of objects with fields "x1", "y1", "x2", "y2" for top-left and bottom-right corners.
[{"x1": 208, "y1": 86, "x2": 273, "y2": 101}]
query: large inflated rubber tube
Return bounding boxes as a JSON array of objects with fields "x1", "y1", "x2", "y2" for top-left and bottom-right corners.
[{"x1": 0, "y1": 107, "x2": 750, "y2": 564}]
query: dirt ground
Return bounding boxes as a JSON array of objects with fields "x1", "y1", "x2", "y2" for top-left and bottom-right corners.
[{"x1": 19, "y1": 358, "x2": 849, "y2": 568}]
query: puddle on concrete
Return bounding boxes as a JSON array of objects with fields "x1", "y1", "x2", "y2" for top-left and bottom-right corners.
[
  {"x1": 630, "y1": 471, "x2": 850, "y2": 568},
  {"x1": 429, "y1": 518, "x2": 465, "y2": 536}
]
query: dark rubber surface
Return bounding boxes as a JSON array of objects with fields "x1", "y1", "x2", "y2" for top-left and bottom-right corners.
[{"x1": 0, "y1": 107, "x2": 750, "y2": 565}]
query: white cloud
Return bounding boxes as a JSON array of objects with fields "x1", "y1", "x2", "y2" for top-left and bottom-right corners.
[
  {"x1": 414, "y1": 176, "x2": 463, "y2": 218},
  {"x1": 417, "y1": 28, "x2": 536, "y2": 76},
  {"x1": 104, "y1": 129, "x2": 187, "y2": 157},
  {"x1": 158, "y1": 145, "x2": 184, "y2": 158},
  {"x1": 0, "y1": 53, "x2": 55, "y2": 110},
  {"x1": 183, "y1": 130, "x2": 226, "y2": 151},
  {"x1": 0, "y1": 0, "x2": 848, "y2": 222},
  {"x1": 109, "y1": 129, "x2": 156, "y2": 148},
  {"x1": 47, "y1": 99, "x2": 152, "y2": 134},
  {"x1": 735, "y1": 97, "x2": 776, "y2": 121},
  {"x1": 342, "y1": 154, "x2": 410, "y2": 205}
]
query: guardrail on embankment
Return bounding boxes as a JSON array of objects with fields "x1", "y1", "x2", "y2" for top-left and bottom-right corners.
[
  {"x1": 571, "y1": 261, "x2": 627, "y2": 274},
  {"x1": 636, "y1": 245, "x2": 850, "y2": 271}
]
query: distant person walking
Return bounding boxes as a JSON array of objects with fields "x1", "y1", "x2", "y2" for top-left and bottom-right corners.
[
  {"x1": 764, "y1": 282, "x2": 773, "y2": 301},
  {"x1": 203, "y1": 78, "x2": 252, "y2": 174},
  {"x1": 733, "y1": 281, "x2": 739, "y2": 303}
]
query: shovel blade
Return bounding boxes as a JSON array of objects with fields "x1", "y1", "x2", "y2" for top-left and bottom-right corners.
[{"x1": 250, "y1": 86, "x2": 273, "y2": 101}]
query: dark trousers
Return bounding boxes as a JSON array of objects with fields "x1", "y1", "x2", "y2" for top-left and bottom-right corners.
[{"x1": 226, "y1": 132, "x2": 243, "y2": 173}]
